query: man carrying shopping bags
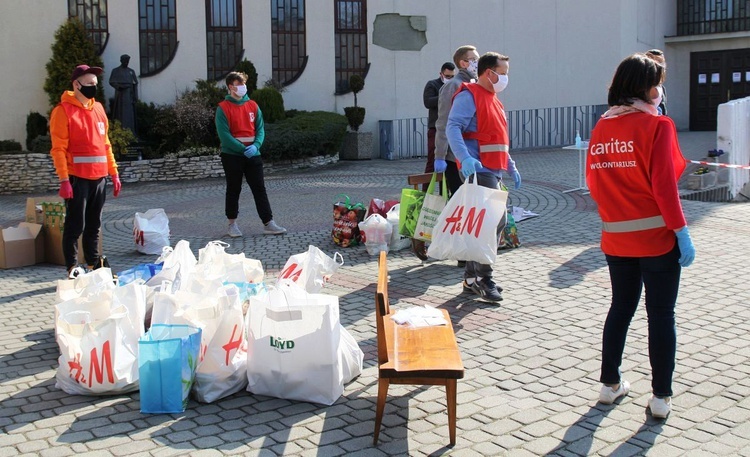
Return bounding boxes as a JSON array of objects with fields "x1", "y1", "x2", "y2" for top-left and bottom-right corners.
[{"x1": 444, "y1": 52, "x2": 521, "y2": 303}]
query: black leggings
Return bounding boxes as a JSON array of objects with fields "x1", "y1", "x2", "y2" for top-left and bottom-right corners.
[
  {"x1": 221, "y1": 153, "x2": 273, "y2": 224},
  {"x1": 63, "y1": 176, "x2": 106, "y2": 268}
]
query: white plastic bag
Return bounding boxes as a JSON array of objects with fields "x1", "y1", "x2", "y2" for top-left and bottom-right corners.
[
  {"x1": 276, "y1": 245, "x2": 343, "y2": 293},
  {"x1": 428, "y1": 176, "x2": 508, "y2": 264},
  {"x1": 358, "y1": 214, "x2": 392, "y2": 256},
  {"x1": 134, "y1": 209, "x2": 170, "y2": 255},
  {"x1": 196, "y1": 240, "x2": 264, "y2": 284},
  {"x1": 55, "y1": 281, "x2": 147, "y2": 395},
  {"x1": 386, "y1": 204, "x2": 411, "y2": 251},
  {"x1": 246, "y1": 285, "x2": 344, "y2": 405}
]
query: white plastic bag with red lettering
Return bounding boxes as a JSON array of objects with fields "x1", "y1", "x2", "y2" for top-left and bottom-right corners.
[
  {"x1": 276, "y1": 245, "x2": 343, "y2": 293},
  {"x1": 428, "y1": 175, "x2": 508, "y2": 264},
  {"x1": 55, "y1": 281, "x2": 147, "y2": 395},
  {"x1": 133, "y1": 209, "x2": 170, "y2": 255}
]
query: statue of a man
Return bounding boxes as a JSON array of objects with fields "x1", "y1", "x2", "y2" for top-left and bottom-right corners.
[{"x1": 109, "y1": 54, "x2": 138, "y2": 134}]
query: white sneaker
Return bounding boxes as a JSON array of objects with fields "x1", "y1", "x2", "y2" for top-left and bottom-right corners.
[
  {"x1": 227, "y1": 221, "x2": 243, "y2": 237},
  {"x1": 263, "y1": 220, "x2": 287, "y2": 235},
  {"x1": 649, "y1": 395, "x2": 671, "y2": 419},
  {"x1": 598, "y1": 379, "x2": 630, "y2": 404}
]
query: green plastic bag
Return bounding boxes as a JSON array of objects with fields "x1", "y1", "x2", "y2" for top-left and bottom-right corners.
[{"x1": 398, "y1": 187, "x2": 425, "y2": 238}]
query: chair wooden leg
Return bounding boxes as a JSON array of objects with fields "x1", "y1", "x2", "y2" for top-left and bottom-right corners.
[
  {"x1": 373, "y1": 377, "x2": 390, "y2": 445},
  {"x1": 446, "y1": 379, "x2": 458, "y2": 445}
]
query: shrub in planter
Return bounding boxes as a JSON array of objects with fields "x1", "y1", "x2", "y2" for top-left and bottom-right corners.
[
  {"x1": 109, "y1": 119, "x2": 136, "y2": 160},
  {"x1": 250, "y1": 87, "x2": 285, "y2": 124},
  {"x1": 0, "y1": 140, "x2": 23, "y2": 152},
  {"x1": 26, "y1": 112, "x2": 48, "y2": 151},
  {"x1": 262, "y1": 111, "x2": 347, "y2": 161},
  {"x1": 344, "y1": 74, "x2": 366, "y2": 131},
  {"x1": 30, "y1": 135, "x2": 52, "y2": 154}
]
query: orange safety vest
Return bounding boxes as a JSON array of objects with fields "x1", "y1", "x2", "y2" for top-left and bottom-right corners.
[
  {"x1": 586, "y1": 113, "x2": 686, "y2": 257},
  {"x1": 219, "y1": 99, "x2": 258, "y2": 145},
  {"x1": 61, "y1": 102, "x2": 109, "y2": 179},
  {"x1": 452, "y1": 83, "x2": 510, "y2": 171}
]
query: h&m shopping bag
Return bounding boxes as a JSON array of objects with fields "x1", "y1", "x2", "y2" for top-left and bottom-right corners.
[
  {"x1": 332, "y1": 194, "x2": 367, "y2": 247},
  {"x1": 246, "y1": 285, "x2": 343, "y2": 405},
  {"x1": 427, "y1": 175, "x2": 508, "y2": 264},
  {"x1": 398, "y1": 187, "x2": 425, "y2": 238},
  {"x1": 276, "y1": 245, "x2": 344, "y2": 294},
  {"x1": 138, "y1": 324, "x2": 201, "y2": 413},
  {"x1": 133, "y1": 209, "x2": 170, "y2": 255},
  {"x1": 414, "y1": 173, "x2": 448, "y2": 242}
]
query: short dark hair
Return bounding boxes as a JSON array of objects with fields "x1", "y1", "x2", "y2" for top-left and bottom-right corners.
[
  {"x1": 441, "y1": 62, "x2": 456, "y2": 73},
  {"x1": 225, "y1": 71, "x2": 247, "y2": 87},
  {"x1": 607, "y1": 53, "x2": 664, "y2": 107},
  {"x1": 477, "y1": 52, "x2": 509, "y2": 77}
]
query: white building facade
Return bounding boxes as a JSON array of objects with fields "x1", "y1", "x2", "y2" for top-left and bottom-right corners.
[{"x1": 1, "y1": 0, "x2": 748, "y2": 150}]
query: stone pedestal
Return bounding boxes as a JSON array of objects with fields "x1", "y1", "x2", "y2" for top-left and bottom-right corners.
[{"x1": 340, "y1": 131, "x2": 373, "y2": 160}]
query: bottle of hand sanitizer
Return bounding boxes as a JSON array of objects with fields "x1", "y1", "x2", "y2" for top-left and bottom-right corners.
[{"x1": 575, "y1": 130, "x2": 582, "y2": 148}]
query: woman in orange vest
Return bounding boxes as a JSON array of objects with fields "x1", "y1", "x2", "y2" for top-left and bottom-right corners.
[{"x1": 586, "y1": 53, "x2": 695, "y2": 420}]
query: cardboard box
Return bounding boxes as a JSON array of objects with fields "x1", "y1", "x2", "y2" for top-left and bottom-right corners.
[
  {"x1": 0, "y1": 222, "x2": 43, "y2": 269},
  {"x1": 25, "y1": 197, "x2": 102, "y2": 266}
]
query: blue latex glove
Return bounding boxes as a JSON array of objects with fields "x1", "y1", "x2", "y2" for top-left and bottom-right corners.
[
  {"x1": 460, "y1": 157, "x2": 481, "y2": 179},
  {"x1": 511, "y1": 170, "x2": 522, "y2": 190},
  {"x1": 434, "y1": 159, "x2": 447, "y2": 173},
  {"x1": 244, "y1": 145, "x2": 259, "y2": 158},
  {"x1": 675, "y1": 227, "x2": 695, "y2": 267}
]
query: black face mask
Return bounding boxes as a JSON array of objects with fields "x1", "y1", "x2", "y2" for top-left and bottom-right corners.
[{"x1": 77, "y1": 83, "x2": 97, "y2": 100}]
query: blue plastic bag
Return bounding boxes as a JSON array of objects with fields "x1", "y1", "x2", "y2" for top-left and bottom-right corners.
[
  {"x1": 138, "y1": 324, "x2": 201, "y2": 414},
  {"x1": 117, "y1": 263, "x2": 163, "y2": 286}
]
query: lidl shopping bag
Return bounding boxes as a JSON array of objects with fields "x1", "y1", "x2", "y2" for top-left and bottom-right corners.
[
  {"x1": 427, "y1": 176, "x2": 508, "y2": 264},
  {"x1": 134, "y1": 209, "x2": 170, "y2": 255},
  {"x1": 55, "y1": 281, "x2": 147, "y2": 395},
  {"x1": 398, "y1": 187, "x2": 425, "y2": 238},
  {"x1": 138, "y1": 324, "x2": 201, "y2": 413},
  {"x1": 414, "y1": 173, "x2": 448, "y2": 242},
  {"x1": 246, "y1": 285, "x2": 343, "y2": 405},
  {"x1": 276, "y1": 245, "x2": 343, "y2": 293},
  {"x1": 332, "y1": 194, "x2": 366, "y2": 247}
]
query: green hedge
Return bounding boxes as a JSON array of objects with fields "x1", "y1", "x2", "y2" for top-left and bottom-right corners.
[{"x1": 262, "y1": 111, "x2": 347, "y2": 161}]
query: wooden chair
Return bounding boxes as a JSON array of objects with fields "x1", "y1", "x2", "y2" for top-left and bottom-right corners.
[{"x1": 373, "y1": 251, "x2": 464, "y2": 445}]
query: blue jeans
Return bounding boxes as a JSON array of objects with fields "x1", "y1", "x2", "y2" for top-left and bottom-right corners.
[{"x1": 600, "y1": 243, "x2": 681, "y2": 397}]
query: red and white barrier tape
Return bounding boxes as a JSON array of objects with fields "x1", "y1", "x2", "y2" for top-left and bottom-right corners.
[{"x1": 687, "y1": 160, "x2": 750, "y2": 170}]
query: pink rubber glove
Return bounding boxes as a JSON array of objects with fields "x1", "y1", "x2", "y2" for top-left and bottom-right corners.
[
  {"x1": 112, "y1": 175, "x2": 122, "y2": 197},
  {"x1": 59, "y1": 180, "x2": 73, "y2": 199}
]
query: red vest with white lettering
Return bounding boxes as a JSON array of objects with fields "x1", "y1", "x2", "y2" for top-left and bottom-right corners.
[
  {"x1": 453, "y1": 83, "x2": 510, "y2": 171},
  {"x1": 61, "y1": 102, "x2": 109, "y2": 179},
  {"x1": 219, "y1": 99, "x2": 258, "y2": 145},
  {"x1": 586, "y1": 113, "x2": 685, "y2": 257}
]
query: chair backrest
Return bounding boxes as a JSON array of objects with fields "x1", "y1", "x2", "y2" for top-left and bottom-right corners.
[{"x1": 376, "y1": 251, "x2": 390, "y2": 365}]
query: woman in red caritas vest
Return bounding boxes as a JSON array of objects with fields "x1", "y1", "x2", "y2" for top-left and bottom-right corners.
[{"x1": 586, "y1": 53, "x2": 695, "y2": 420}]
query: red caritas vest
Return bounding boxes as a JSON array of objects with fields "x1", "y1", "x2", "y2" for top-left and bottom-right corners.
[
  {"x1": 219, "y1": 99, "x2": 258, "y2": 145},
  {"x1": 453, "y1": 83, "x2": 510, "y2": 171},
  {"x1": 61, "y1": 102, "x2": 109, "y2": 179},
  {"x1": 586, "y1": 113, "x2": 686, "y2": 257}
]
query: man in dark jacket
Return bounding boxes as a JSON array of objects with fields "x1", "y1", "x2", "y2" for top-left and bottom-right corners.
[{"x1": 423, "y1": 62, "x2": 456, "y2": 181}]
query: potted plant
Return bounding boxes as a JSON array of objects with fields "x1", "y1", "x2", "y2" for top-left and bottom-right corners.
[{"x1": 340, "y1": 75, "x2": 373, "y2": 160}]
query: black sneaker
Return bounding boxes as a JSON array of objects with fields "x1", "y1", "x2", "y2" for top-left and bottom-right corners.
[
  {"x1": 463, "y1": 279, "x2": 504, "y2": 294},
  {"x1": 67, "y1": 265, "x2": 88, "y2": 280},
  {"x1": 457, "y1": 260, "x2": 466, "y2": 268},
  {"x1": 470, "y1": 277, "x2": 503, "y2": 302}
]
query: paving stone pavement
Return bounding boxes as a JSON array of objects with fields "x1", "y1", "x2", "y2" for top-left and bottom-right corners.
[{"x1": 2, "y1": 132, "x2": 750, "y2": 456}]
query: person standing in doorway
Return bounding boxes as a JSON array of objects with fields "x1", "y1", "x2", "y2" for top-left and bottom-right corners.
[
  {"x1": 216, "y1": 71, "x2": 286, "y2": 237},
  {"x1": 587, "y1": 53, "x2": 695, "y2": 420},
  {"x1": 422, "y1": 62, "x2": 456, "y2": 189},
  {"x1": 49, "y1": 64, "x2": 121, "y2": 278},
  {"x1": 446, "y1": 52, "x2": 522, "y2": 303}
]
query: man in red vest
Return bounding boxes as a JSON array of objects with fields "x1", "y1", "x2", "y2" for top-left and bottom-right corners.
[
  {"x1": 216, "y1": 71, "x2": 286, "y2": 238},
  {"x1": 446, "y1": 52, "x2": 522, "y2": 303},
  {"x1": 50, "y1": 64, "x2": 121, "y2": 278}
]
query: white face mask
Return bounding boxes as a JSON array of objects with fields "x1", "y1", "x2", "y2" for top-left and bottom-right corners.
[
  {"x1": 233, "y1": 84, "x2": 247, "y2": 97},
  {"x1": 467, "y1": 60, "x2": 479, "y2": 78},
  {"x1": 491, "y1": 71, "x2": 508, "y2": 93},
  {"x1": 652, "y1": 85, "x2": 663, "y2": 109}
]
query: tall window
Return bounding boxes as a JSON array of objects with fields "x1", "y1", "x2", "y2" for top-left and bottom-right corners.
[
  {"x1": 68, "y1": 0, "x2": 109, "y2": 55},
  {"x1": 334, "y1": 0, "x2": 369, "y2": 94},
  {"x1": 206, "y1": 0, "x2": 244, "y2": 81},
  {"x1": 271, "y1": 0, "x2": 307, "y2": 86},
  {"x1": 139, "y1": 0, "x2": 178, "y2": 77}
]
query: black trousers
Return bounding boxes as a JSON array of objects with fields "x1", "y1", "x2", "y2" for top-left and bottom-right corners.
[
  {"x1": 221, "y1": 153, "x2": 273, "y2": 224},
  {"x1": 63, "y1": 176, "x2": 106, "y2": 268}
]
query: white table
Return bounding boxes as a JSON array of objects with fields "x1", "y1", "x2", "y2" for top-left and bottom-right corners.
[{"x1": 562, "y1": 141, "x2": 589, "y2": 194}]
